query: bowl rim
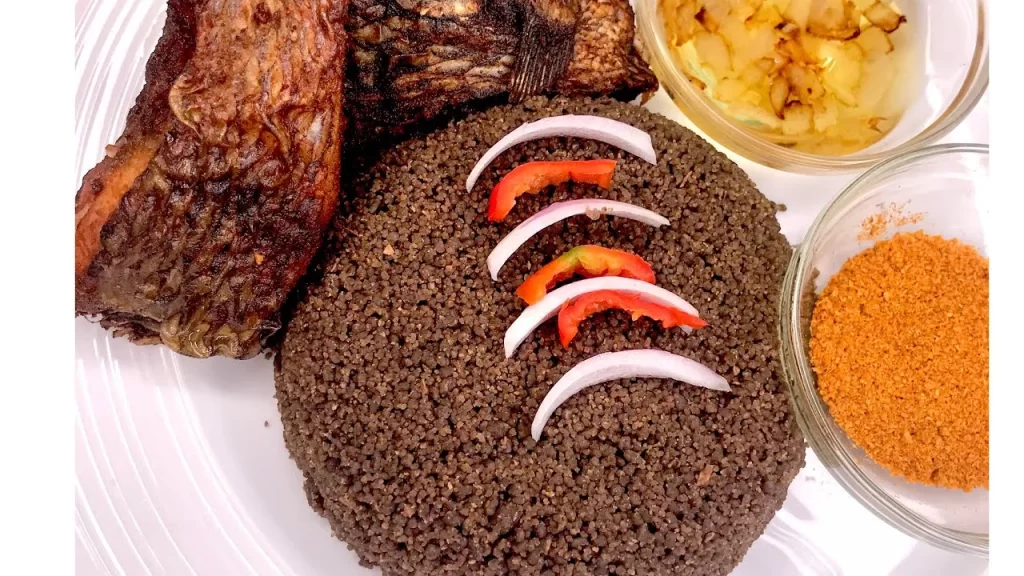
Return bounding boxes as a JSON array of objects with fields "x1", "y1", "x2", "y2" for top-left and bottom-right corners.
[
  {"x1": 634, "y1": 0, "x2": 990, "y2": 174},
  {"x1": 778, "y1": 142, "x2": 990, "y2": 556}
]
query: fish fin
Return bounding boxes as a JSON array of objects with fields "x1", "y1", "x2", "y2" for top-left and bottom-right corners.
[{"x1": 508, "y1": 2, "x2": 577, "y2": 101}]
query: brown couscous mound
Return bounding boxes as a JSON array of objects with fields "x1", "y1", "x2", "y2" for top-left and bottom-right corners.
[{"x1": 275, "y1": 97, "x2": 804, "y2": 576}]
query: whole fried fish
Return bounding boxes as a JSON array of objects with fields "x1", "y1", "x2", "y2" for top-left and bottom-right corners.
[
  {"x1": 75, "y1": 0, "x2": 657, "y2": 359},
  {"x1": 75, "y1": 0, "x2": 349, "y2": 359},
  {"x1": 346, "y1": 0, "x2": 658, "y2": 143}
]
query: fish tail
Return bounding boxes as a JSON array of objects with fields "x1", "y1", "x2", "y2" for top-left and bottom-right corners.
[{"x1": 508, "y1": 12, "x2": 575, "y2": 101}]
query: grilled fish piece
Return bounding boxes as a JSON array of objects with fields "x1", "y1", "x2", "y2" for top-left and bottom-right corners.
[
  {"x1": 346, "y1": 0, "x2": 658, "y2": 143},
  {"x1": 76, "y1": 0, "x2": 655, "y2": 359},
  {"x1": 75, "y1": 0, "x2": 348, "y2": 359}
]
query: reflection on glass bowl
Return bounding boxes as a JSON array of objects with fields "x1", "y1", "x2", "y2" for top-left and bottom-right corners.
[{"x1": 778, "y1": 144, "x2": 989, "y2": 555}]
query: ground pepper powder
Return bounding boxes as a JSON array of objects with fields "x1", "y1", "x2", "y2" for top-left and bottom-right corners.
[
  {"x1": 857, "y1": 202, "x2": 924, "y2": 241},
  {"x1": 809, "y1": 231, "x2": 989, "y2": 491}
]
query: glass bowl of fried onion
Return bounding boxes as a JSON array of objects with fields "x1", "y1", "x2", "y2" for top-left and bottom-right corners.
[{"x1": 634, "y1": 0, "x2": 989, "y2": 174}]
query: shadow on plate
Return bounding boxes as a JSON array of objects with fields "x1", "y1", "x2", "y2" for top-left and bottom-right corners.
[
  {"x1": 734, "y1": 507, "x2": 843, "y2": 576},
  {"x1": 888, "y1": 544, "x2": 988, "y2": 576}
]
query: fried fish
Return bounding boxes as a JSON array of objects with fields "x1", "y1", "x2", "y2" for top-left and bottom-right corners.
[
  {"x1": 75, "y1": 0, "x2": 348, "y2": 359},
  {"x1": 75, "y1": 0, "x2": 657, "y2": 359},
  {"x1": 346, "y1": 0, "x2": 658, "y2": 143}
]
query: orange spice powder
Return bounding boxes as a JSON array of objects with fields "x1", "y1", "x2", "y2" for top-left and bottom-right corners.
[
  {"x1": 809, "y1": 231, "x2": 989, "y2": 491},
  {"x1": 857, "y1": 202, "x2": 924, "y2": 241}
]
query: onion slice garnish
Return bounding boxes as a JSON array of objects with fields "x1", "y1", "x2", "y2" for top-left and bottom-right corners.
[
  {"x1": 487, "y1": 199, "x2": 669, "y2": 281},
  {"x1": 504, "y1": 276, "x2": 701, "y2": 358},
  {"x1": 531, "y1": 349, "x2": 731, "y2": 441},
  {"x1": 466, "y1": 115, "x2": 657, "y2": 192}
]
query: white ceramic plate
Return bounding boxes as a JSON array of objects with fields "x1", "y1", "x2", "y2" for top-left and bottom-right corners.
[{"x1": 74, "y1": 1, "x2": 991, "y2": 574}]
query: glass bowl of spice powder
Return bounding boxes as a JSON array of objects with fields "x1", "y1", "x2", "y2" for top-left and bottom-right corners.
[{"x1": 779, "y1": 143, "x2": 989, "y2": 555}]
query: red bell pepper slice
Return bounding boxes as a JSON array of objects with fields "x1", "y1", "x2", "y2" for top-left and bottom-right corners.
[
  {"x1": 516, "y1": 246, "x2": 656, "y2": 305},
  {"x1": 487, "y1": 159, "x2": 617, "y2": 222},
  {"x1": 557, "y1": 290, "x2": 707, "y2": 349}
]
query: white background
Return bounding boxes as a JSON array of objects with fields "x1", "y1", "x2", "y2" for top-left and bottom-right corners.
[{"x1": 0, "y1": 2, "x2": 1017, "y2": 576}]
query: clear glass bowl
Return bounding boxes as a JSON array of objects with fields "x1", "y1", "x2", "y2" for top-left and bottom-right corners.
[
  {"x1": 778, "y1": 143, "x2": 989, "y2": 555},
  {"x1": 634, "y1": 0, "x2": 989, "y2": 174}
]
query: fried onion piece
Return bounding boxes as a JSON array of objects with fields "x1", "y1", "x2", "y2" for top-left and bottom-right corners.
[{"x1": 864, "y1": 1, "x2": 906, "y2": 33}]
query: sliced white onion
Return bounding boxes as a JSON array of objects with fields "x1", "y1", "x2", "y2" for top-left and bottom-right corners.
[
  {"x1": 504, "y1": 276, "x2": 701, "y2": 358},
  {"x1": 487, "y1": 199, "x2": 669, "y2": 281},
  {"x1": 466, "y1": 115, "x2": 657, "y2": 192},
  {"x1": 531, "y1": 350, "x2": 731, "y2": 441}
]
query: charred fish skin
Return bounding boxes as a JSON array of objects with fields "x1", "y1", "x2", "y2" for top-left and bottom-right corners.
[
  {"x1": 345, "y1": 0, "x2": 516, "y2": 142},
  {"x1": 345, "y1": 0, "x2": 658, "y2": 144},
  {"x1": 75, "y1": 0, "x2": 198, "y2": 282},
  {"x1": 74, "y1": 0, "x2": 349, "y2": 359},
  {"x1": 557, "y1": 0, "x2": 658, "y2": 95}
]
